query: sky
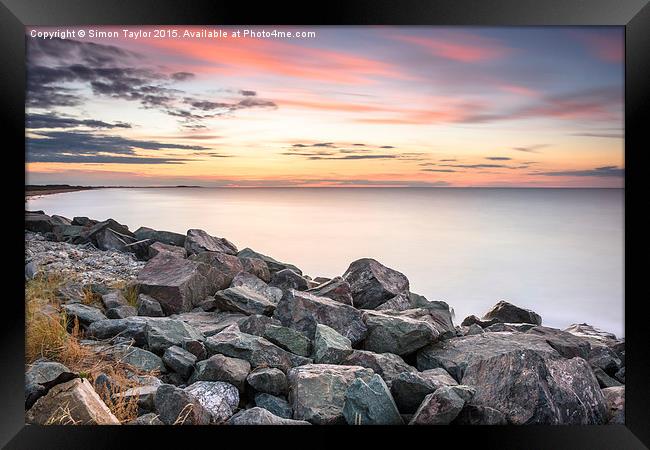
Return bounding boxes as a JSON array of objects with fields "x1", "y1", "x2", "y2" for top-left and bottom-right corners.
[{"x1": 25, "y1": 26, "x2": 624, "y2": 187}]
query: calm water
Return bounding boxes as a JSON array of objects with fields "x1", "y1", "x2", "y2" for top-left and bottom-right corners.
[{"x1": 27, "y1": 188, "x2": 624, "y2": 337}]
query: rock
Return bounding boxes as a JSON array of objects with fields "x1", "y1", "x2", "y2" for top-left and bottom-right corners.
[
  {"x1": 390, "y1": 368, "x2": 458, "y2": 413},
  {"x1": 342, "y1": 258, "x2": 409, "y2": 309},
  {"x1": 72, "y1": 216, "x2": 97, "y2": 227},
  {"x1": 101, "y1": 290, "x2": 128, "y2": 309},
  {"x1": 52, "y1": 224, "x2": 86, "y2": 243},
  {"x1": 588, "y1": 345, "x2": 622, "y2": 376},
  {"x1": 228, "y1": 407, "x2": 310, "y2": 425},
  {"x1": 25, "y1": 360, "x2": 76, "y2": 409},
  {"x1": 343, "y1": 350, "x2": 416, "y2": 388},
  {"x1": 163, "y1": 346, "x2": 197, "y2": 379},
  {"x1": 307, "y1": 276, "x2": 353, "y2": 305},
  {"x1": 342, "y1": 374, "x2": 403, "y2": 425},
  {"x1": 114, "y1": 384, "x2": 160, "y2": 411},
  {"x1": 134, "y1": 227, "x2": 186, "y2": 247},
  {"x1": 230, "y1": 271, "x2": 283, "y2": 304},
  {"x1": 449, "y1": 384, "x2": 476, "y2": 403},
  {"x1": 214, "y1": 286, "x2": 276, "y2": 316},
  {"x1": 273, "y1": 289, "x2": 368, "y2": 345},
  {"x1": 237, "y1": 247, "x2": 302, "y2": 275},
  {"x1": 26, "y1": 378, "x2": 120, "y2": 425},
  {"x1": 482, "y1": 300, "x2": 542, "y2": 325},
  {"x1": 593, "y1": 367, "x2": 623, "y2": 388},
  {"x1": 452, "y1": 404, "x2": 508, "y2": 425},
  {"x1": 312, "y1": 324, "x2": 353, "y2": 364},
  {"x1": 85, "y1": 219, "x2": 140, "y2": 254},
  {"x1": 204, "y1": 325, "x2": 296, "y2": 372},
  {"x1": 465, "y1": 324, "x2": 484, "y2": 335},
  {"x1": 61, "y1": 304, "x2": 107, "y2": 329},
  {"x1": 154, "y1": 383, "x2": 211, "y2": 425},
  {"x1": 128, "y1": 412, "x2": 164, "y2": 425},
  {"x1": 136, "y1": 253, "x2": 221, "y2": 315},
  {"x1": 56, "y1": 281, "x2": 87, "y2": 304},
  {"x1": 183, "y1": 340, "x2": 207, "y2": 361},
  {"x1": 170, "y1": 311, "x2": 247, "y2": 337},
  {"x1": 564, "y1": 323, "x2": 618, "y2": 346},
  {"x1": 190, "y1": 354, "x2": 250, "y2": 391},
  {"x1": 409, "y1": 386, "x2": 465, "y2": 425},
  {"x1": 602, "y1": 386, "x2": 624, "y2": 424},
  {"x1": 110, "y1": 344, "x2": 167, "y2": 373},
  {"x1": 269, "y1": 269, "x2": 309, "y2": 291},
  {"x1": 417, "y1": 332, "x2": 607, "y2": 424},
  {"x1": 106, "y1": 305, "x2": 138, "y2": 319},
  {"x1": 25, "y1": 261, "x2": 39, "y2": 280},
  {"x1": 184, "y1": 381, "x2": 239, "y2": 423},
  {"x1": 238, "y1": 314, "x2": 281, "y2": 336},
  {"x1": 184, "y1": 229, "x2": 237, "y2": 256},
  {"x1": 136, "y1": 294, "x2": 164, "y2": 317},
  {"x1": 263, "y1": 325, "x2": 312, "y2": 357},
  {"x1": 362, "y1": 310, "x2": 438, "y2": 356},
  {"x1": 615, "y1": 366, "x2": 625, "y2": 383},
  {"x1": 87, "y1": 317, "x2": 149, "y2": 347},
  {"x1": 93, "y1": 373, "x2": 115, "y2": 395},
  {"x1": 461, "y1": 315, "x2": 500, "y2": 328},
  {"x1": 255, "y1": 393, "x2": 292, "y2": 419},
  {"x1": 145, "y1": 317, "x2": 205, "y2": 354},
  {"x1": 239, "y1": 256, "x2": 271, "y2": 282},
  {"x1": 287, "y1": 364, "x2": 374, "y2": 424},
  {"x1": 25, "y1": 212, "x2": 62, "y2": 233},
  {"x1": 189, "y1": 251, "x2": 244, "y2": 290},
  {"x1": 246, "y1": 367, "x2": 288, "y2": 396},
  {"x1": 525, "y1": 326, "x2": 591, "y2": 359},
  {"x1": 148, "y1": 241, "x2": 187, "y2": 260}
]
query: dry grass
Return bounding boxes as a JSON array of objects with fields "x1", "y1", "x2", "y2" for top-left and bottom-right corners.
[
  {"x1": 44, "y1": 403, "x2": 81, "y2": 425},
  {"x1": 109, "y1": 280, "x2": 139, "y2": 307}
]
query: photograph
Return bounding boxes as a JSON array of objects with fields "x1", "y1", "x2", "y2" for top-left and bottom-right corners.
[{"x1": 21, "y1": 24, "x2": 629, "y2": 428}]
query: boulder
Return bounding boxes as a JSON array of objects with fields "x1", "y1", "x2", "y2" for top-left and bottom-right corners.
[
  {"x1": 255, "y1": 393, "x2": 292, "y2": 419},
  {"x1": 84, "y1": 219, "x2": 139, "y2": 253},
  {"x1": 602, "y1": 386, "x2": 624, "y2": 424},
  {"x1": 342, "y1": 258, "x2": 409, "y2": 309},
  {"x1": 71, "y1": 216, "x2": 97, "y2": 227},
  {"x1": 452, "y1": 404, "x2": 508, "y2": 425},
  {"x1": 114, "y1": 384, "x2": 160, "y2": 411},
  {"x1": 273, "y1": 289, "x2": 367, "y2": 345},
  {"x1": 390, "y1": 368, "x2": 458, "y2": 413},
  {"x1": 343, "y1": 350, "x2": 416, "y2": 388},
  {"x1": 269, "y1": 269, "x2": 309, "y2": 291},
  {"x1": 87, "y1": 317, "x2": 150, "y2": 347},
  {"x1": 564, "y1": 323, "x2": 618, "y2": 346},
  {"x1": 145, "y1": 317, "x2": 206, "y2": 354},
  {"x1": 287, "y1": 364, "x2": 374, "y2": 425},
  {"x1": 593, "y1": 367, "x2": 623, "y2": 388},
  {"x1": 409, "y1": 386, "x2": 466, "y2": 425},
  {"x1": 237, "y1": 247, "x2": 302, "y2": 275},
  {"x1": 312, "y1": 324, "x2": 353, "y2": 364},
  {"x1": 148, "y1": 241, "x2": 187, "y2": 260},
  {"x1": 342, "y1": 374, "x2": 403, "y2": 425},
  {"x1": 230, "y1": 271, "x2": 283, "y2": 304},
  {"x1": 52, "y1": 224, "x2": 86, "y2": 243},
  {"x1": 307, "y1": 276, "x2": 353, "y2": 305},
  {"x1": 184, "y1": 229, "x2": 237, "y2": 256},
  {"x1": 26, "y1": 378, "x2": 120, "y2": 425},
  {"x1": 228, "y1": 407, "x2": 310, "y2": 425},
  {"x1": 214, "y1": 286, "x2": 276, "y2": 316},
  {"x1": 134, "y1": 227, "x2": 186, "y2": 247},
  {"x1": 482, "y1": 300, "x2": 542, "y2": 325},
  {"x1": 25, "y1": 212, "x2": 63, "y2": 233},
  {"x1": 204, "y1": 325, "x2": 296, "y2": 373},
  {"x1": 183, "y1": 340, "x2": 207, "y2": 361},
  {"x1": 416, "y1": 332, "x2": 607, "y2": 424},
  {"x1": 169, "y1": 311, "x2": 247, "y2": 337},
  {"x1": 136, "y1": 294, "x2": 164, "y2": 317},
  {"x1": 61, "y1": 304, "x2": 107, "y2": 329},
  {"x1": 239, "y1": 257, "x2": 271, "y2": 282},
  {"x1": 106, "y1": 305, "x2": 138, "y2": 319},
  {"x1": 25, "y1": 360, "x2": 76, "y2": 409},
  {"x1": 189, "y1": 251, "x2": 243, "y2": 290},
  {"x1": 464, "y1": 324, "x2": 484, "y2": 335},
  {"x1": 461, "y1": 315, "x2": 500, "y2": 328},
  {"x1": 588, "y1": 345, "x2": 622, "y2": 376},
  {"x1": 136, "y1": 253, "x2": 221, "y2": 315},
  {"x1": 154, "y1": 383, "x2": 211, "y2": 425},
  {"x1": 128, "y1": 413, "x2": 164, "y2": 425},
  {"x1": 101, "y1": 290, "x2": 128, "y2": 309},
  {"x1": 263, "y1": 325, "x2": 312, "y2": 357},
  {"x1": 110, "y1": 344, "x2": 166, "y2": 373},
  {"x1": 190, "y1": 354, "x2": 250, "y2": 391},
  {"x1": 163, "y1": 346, "x2": 197, "y2": 379},
  {"x1": 362, "y1": 310, "x2": 438, "y2": 356},
  {"x1": 184, "y1": 381, "x2": 239, "y2": 423},
  {"x1": 525, "y1": 326, "x2": 591, "y2": 359},
  {"x1": 246, "y1": 367, "x2": 288, "y2": 396},
  {"x1": 238, "y1": 314, "x2": 281, "y2": 336}
]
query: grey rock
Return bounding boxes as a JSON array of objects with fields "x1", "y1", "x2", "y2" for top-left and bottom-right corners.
[
  {"x1": 190, "y1": 354, "x2": 250, "y2": 391},
  {"x1": 237, "y1": 247, "x2": 302, "y2": 275},
  {"x1": 461, "y1": 314, "x2": 500, "y2": 328},
  {"x1": 615, "y1": 366, "x2": 625, "y2": 383},
  {"x1": 362, "y1": 310, "x2": 438, "y2": 356},
  {"x1": 230, "y1": 271, "x2": 283, "y2": 304},
  {"x1": 101, "y1": 290, "x2": 128, "y2": 309},
  {"x1": 307, "y1": 276, "x2": 353, "y2": 305},
  {"x1": 145, "y1": 317, "x2": 205, "y2": 354},
  {"x1": 409, "y1": 386, "x2": 465, "y2": 425},
  {"x1": 182, "y1": 339, "x2": 207, "y2": 361},
  {"x1": 343, "y1": 350, "x2": 416, "y2": 388},
  {"x1": 482, "y1": 300, "x2": 542, "y2": 325},
  {"x1": 390, "y1": 368, "x2": 458, "y2": 413},
  {"x1": 106, "y1": 305, "x2": 138, "y2": 319},
  {"x1": 564, "y1": 323, "x2": 618, "y2": 346},
  {"x1": 184, "y1": 381, "x2": 239, "y2": 423},
  {"x1": 465, "y1": 324, "x2": 484, "y2": 335},
  {"x1": 246, "y1": 367, "x2": 288, "y2": 396},
  {"x1": 602, "y1": 386, "x2": 624, "y2": 424},
  {"x1": 588, "y1": 345, "x2": 622, "y2": 376},
  {"x1": 593, "y1": 367, "x2": 623, "y2": 388},
  {"x1": 312, "y1": 324, "x2": 352, "y2": 364},
  {"x1": 110, "y1": 344, "x2": 167, "y2": 373},
  {"x1": 239, "y1": 256, "x2": 271, "y2": 282},
  {"x1": 134, "y1": 227, "x2": 186, "y2": 247},
  {"x1": 269, "y1": 269, "x2": 309, "y2": 291},
  {"x1": 148, "y1": 241, "x2": 187, "y2": 260},
  {"x1": 342, "y1": 374, "x2": 403, "y2": 425},
  {"x1": 25, "y1": 212, "x2": 62, "y2": 233},
  {"x1": 287, "y1": 364, "x2": 374, "y2": 424},
  {"x1": 184, "y1": 229, "x2": 237, "y2": 256},
  {"x1": 342, "y1": 258, "x2": 409, "y2": 309},
  {"x1": 115, "y1": 384, "x2": 160, "y2": 411},
  {"x1": 128, "y1": 412, "x2": 164, "y2": 425},
  {"x1": 154, "y1": 383, "x2": 211, "y2": 425},
  {"x1": 273, "y1": 289, "x2": 368, "y2": 345},
  {"x1": 136, "y1": 294, "x2": 164, "y2": 317},
  {"x1": 452, "y1": 404, "x2": 508, "y2": 425},
  {"x1": 263, "y1": 325, "x2": 312, "y2": 357},
  {"x1": 56, "y1": 281, "x2": 87, "y2": 304},
  {"x1": 238, "y1": 314, "x2": 281, "y2": 336},
  {"x1": 163, "y1": 346, "x2": 197, "y2": 379},
  {"x1": 87, "y1": 317, "x2": 150, "y2": 347},
  {"x1": 228, "y1": 407, "x2": 310, "y2": 425},
  {"x1": 169, "y1": 311, "x2": 247, "y2": 337},
  {"x1": 71, "y1": 216, "x2": 97, "y2": 227},
  {"x1": 25, "y1": 360, "x2": 75, "y2": 408},
  {"x1": 524, "y1": 326, "x2": 592, "y2": 359},
  {"x1": 214, "y1": 286, "x2": 276, "y2": 316},
  {"x1": 254, "y1": 393, "x2": 292, "y2": 419},
  {"x1": 189, "y1": 251, "x2": 243, "y2": 290},
  {"x1": 25, "y1": 261, "x2": 39, "y2": 280},
  {"x1": 61, "y1": 303, "x2": 107, "y2": 329}
]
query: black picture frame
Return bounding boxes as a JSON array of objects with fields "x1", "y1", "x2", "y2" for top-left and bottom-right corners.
[{"x1": 3, "y1": 0, "x2": 648, "y2": 448}]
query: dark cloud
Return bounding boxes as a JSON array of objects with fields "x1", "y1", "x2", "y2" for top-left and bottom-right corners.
[
  {"x1": 534, "y1": 166, "x2": 624, "y2": 177},
  {"x1": 440, "y1": 159, "x2": 457, "y2": 162},
  {"x1": 29, "y1": 155, "x2": 190, "y2": 164},
  {"x1": 239, "y1": 90, "x2": 257, "y2": 96},
  {"x1": 571, "y1": 132, "x2": 624, "y2": 139},
  {"x1": 171, "y1": 72, "x2": 194, "y2": 81},
  {"x1": 485, "y1": 156, "x2": 512, "y2": 161},
  {"x1": 512, "y1": 144, "x2": 548, "y2": 153},
  {"x1": 380, "y1": 145, "x2": 395, "y2": 149},
  {"x1": 26, "y1": 113, "x2": 131, "y2": 130},
  {"x1": 422, "y1": 168, "x2": 457, "y2": 172},
  {"x1": 439, "y1": 163, "x2": 508, "y2": 169}
]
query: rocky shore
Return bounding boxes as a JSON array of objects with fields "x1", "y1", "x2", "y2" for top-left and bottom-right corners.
[{"x1": 24, "y1": 210, "x2": 625, "y2": 425}]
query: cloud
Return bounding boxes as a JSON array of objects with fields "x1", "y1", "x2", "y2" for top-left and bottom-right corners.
[
  {"x1": 283, "y1": 142, "x2": 424, "y2": 161},
  {"x1": 570, "y1": 30, "x2": 623, "y2": 63},
  {"x1": 571, "y1": 132, "x2": 624, "y2": 139},
  {"x1": 439, "y1": 163, "x2": 509, "y2": 169},
  {"x1": 534, "y1": 166, "x2": 624, "y2": 177},
  {"x1": 422, "y1": 168, "x2": 457, "y2": 172},
  {"x1": 239, "y1": 90, "x2": 257, "y2": 96},
  {"x1": 28, "y1": 155, "x2": 191, "y2": 164},
  {"x1": 485, "y1": 156, "x2": 512, "y2": 161},
  {"x1": 26, "y1": 113, "x2": 131, "y2": 129},
  {"x1": 512, "y1": 144, "x2": 548, "y2": 153},
  {"x1": 393, "y1": 32, "x2": 513, "y2": 63},
  {"x1": 439, "y1": 158, "x2": 457, "y2": 162}
]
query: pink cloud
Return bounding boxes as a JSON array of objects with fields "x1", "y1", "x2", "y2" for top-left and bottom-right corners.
[
  {"x1": 393, "y1": 32, "x2": 513, "y2": 62},
  {"x1": 571, "y1": 30, "x2": 623, "y2": 63}
]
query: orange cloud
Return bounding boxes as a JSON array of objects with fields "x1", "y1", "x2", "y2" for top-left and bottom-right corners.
[{"x1": 393, "y1": 32, "x2": 513, "y2": 62}]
